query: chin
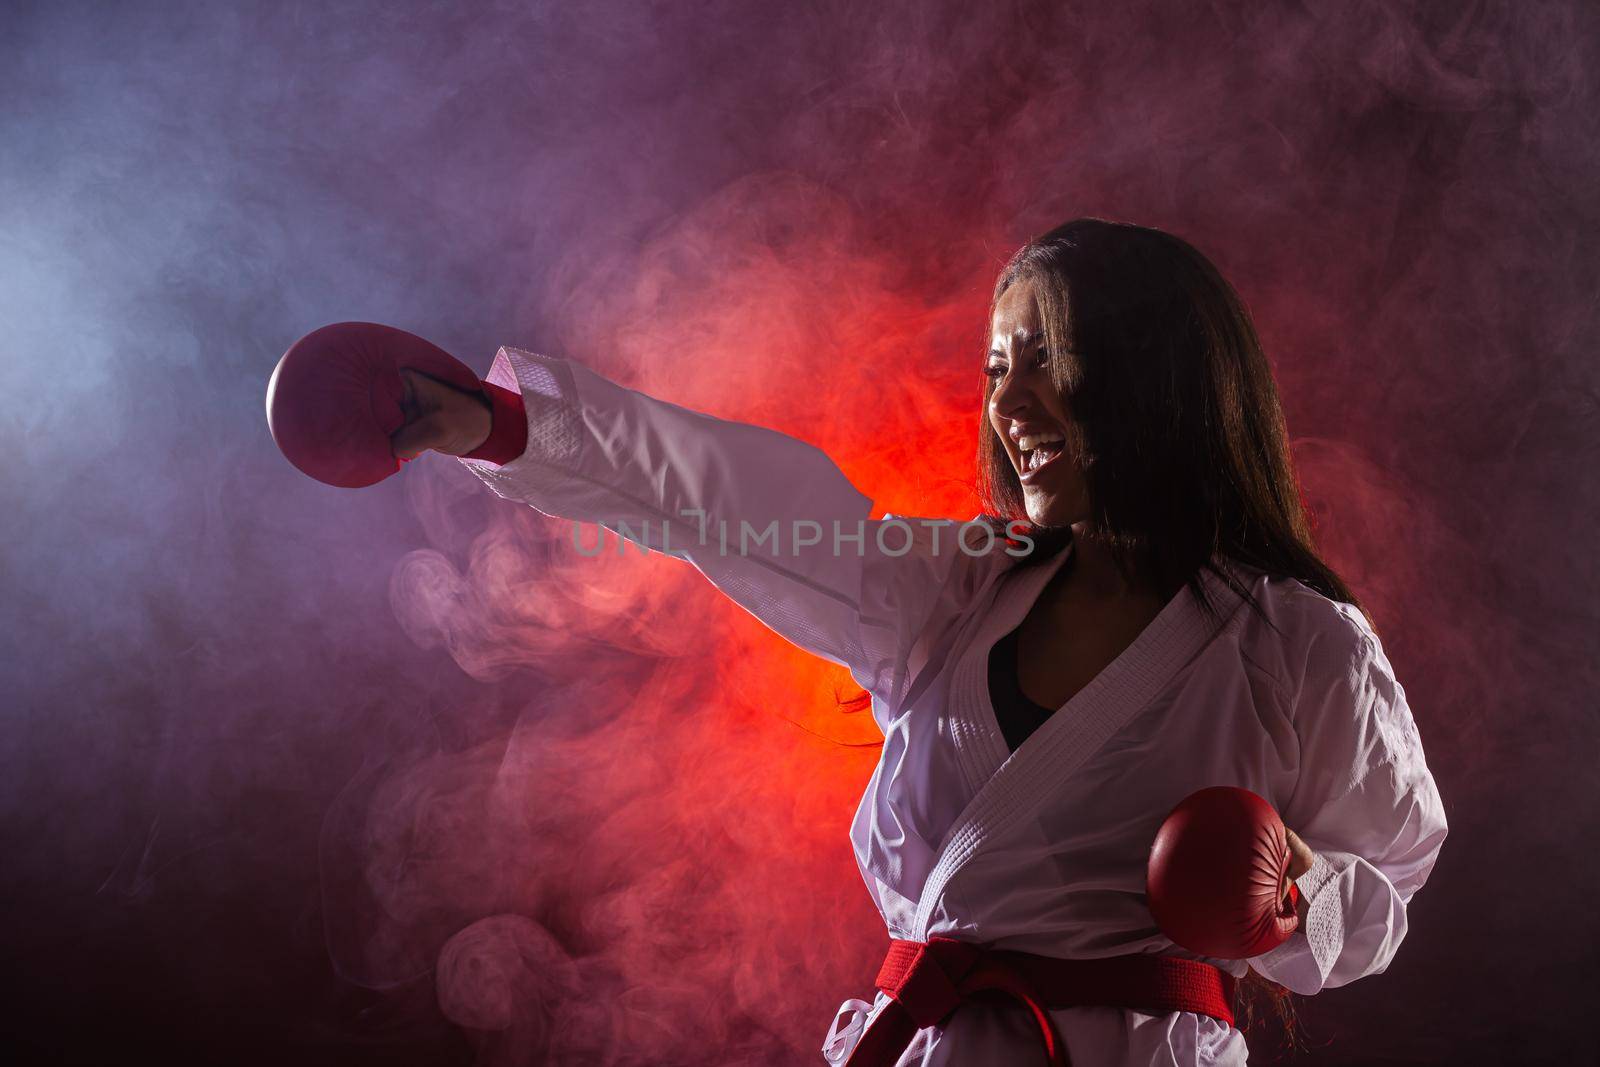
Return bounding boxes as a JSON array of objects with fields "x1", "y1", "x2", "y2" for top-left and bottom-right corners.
[{"x1": 1019, "y1": 485, "x2": 1087, "y2": 528}]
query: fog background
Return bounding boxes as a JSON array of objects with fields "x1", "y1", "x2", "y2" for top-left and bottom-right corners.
[{"x1": 3, "y1": 1, "x2": 1596, "y2": 1064}]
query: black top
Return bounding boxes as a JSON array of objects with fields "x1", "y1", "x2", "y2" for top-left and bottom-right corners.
[{"x1": 987, "y1": 624, "x2": 1058, "y2": 753}]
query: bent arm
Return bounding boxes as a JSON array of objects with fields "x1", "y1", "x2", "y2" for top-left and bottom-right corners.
[
  {"x1": 1249, "y1": 611, "x2": 1448, "y2": 994},
  {"x1": 457, "y1": 346, "x2": 1002, "y2": 716}
]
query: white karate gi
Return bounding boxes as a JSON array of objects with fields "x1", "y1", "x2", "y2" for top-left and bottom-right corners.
[{"x1": 459, "y1": 346, "x2": 1449, "y2": 1066}]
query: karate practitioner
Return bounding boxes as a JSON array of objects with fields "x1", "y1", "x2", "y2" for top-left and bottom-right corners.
[{"x1": 387, "y1": 218, "x2": 1448, "y2": 1065}]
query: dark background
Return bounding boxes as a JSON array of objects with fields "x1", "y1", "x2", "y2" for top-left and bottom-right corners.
[{"x1": 3, "y1": 1, "x2": 1596, "y2": 1064}]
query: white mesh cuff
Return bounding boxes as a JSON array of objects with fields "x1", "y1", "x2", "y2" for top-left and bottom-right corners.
[
  {"x1": 460, "y1": 346, "x2": 584, "y2": 497},
  {"x1": 1252, "y1": 849, "x2": 1350, "y2": 992}
]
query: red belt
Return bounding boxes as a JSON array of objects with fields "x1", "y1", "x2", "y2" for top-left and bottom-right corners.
[{"x1": 841, "y1": 937, "x2": 1236, "y2": 1067}]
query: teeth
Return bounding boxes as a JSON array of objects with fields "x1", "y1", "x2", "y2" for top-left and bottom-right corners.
[
  {"x1": 1017, "y1": 432, "x2": 1066, "y2": 452},
  {"x1": 1017, "y1": 429, "x2": 1066, "y2": 474}
]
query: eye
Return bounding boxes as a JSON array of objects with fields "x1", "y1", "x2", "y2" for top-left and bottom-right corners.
[{"x1": 983, "y1": 364, "x2": 1007, "y2": 381}]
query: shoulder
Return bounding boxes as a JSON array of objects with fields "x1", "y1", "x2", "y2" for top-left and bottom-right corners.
[
  {"x1": 1243, "y1": 574, "x2": 1424, "y2": 772},
  {"x1": 1223, "y1": 565, "x2": 1387, "y2": 707}
]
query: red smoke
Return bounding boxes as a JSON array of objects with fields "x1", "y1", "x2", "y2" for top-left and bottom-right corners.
[{"x1": 373, "y1": 177, "x2": 999, "y2": 1064}]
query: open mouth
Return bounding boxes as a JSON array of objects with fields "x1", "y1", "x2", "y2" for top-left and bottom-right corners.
[{"x1": 1016, "y1": 432, "x2": 1066, "y2": 481}]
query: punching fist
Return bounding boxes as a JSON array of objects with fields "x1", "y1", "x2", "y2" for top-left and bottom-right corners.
[
  {"x1": 1146, "y1": 786, "x2": 1307, "y2": 959},
  {"x1": 389, "y1": 367, "x2": 493, "y2": 461},
  {"x1": 265, "y1": 322, "x2": 488, "y2": 487}
]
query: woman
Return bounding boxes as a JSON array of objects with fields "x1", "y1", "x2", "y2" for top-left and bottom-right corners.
[{"x1": 391, "y1": 218, "x2": 1448, "y2": 1065}]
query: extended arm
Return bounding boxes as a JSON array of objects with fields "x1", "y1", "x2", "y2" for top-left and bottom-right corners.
[{"x1": 450, "y1": 346, "x2": 1004, "y2": 717}]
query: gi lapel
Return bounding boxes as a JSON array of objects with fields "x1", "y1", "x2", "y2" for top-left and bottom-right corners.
[
  {"x1": 913, "y1": 558, "x2": 1251, "y2": 940},
  {"x1": 944, "y1": 541, "x2": 1075, "y2": 801}
]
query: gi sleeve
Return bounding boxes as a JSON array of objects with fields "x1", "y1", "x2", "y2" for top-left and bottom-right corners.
[
  {"x1": 1247, "y1": 604, "x2": 1449, "y2": 995},
  {"x1": 455, "y1": 345, "x2": 996, "y2": 715}
]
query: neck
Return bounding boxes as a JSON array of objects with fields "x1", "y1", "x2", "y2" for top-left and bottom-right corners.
[{"x1": 1064, "y1": 523, "x2": 1160, "y2": 600}]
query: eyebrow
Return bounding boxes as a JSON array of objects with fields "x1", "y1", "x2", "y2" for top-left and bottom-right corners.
[{"x1": 987, "y1": 331, "x2": 1046, "y2": 359}]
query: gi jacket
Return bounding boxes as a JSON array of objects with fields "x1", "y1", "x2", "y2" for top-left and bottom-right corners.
[{"x1": 459, "y1": 347, "x2": 1449, "y2": 1066}]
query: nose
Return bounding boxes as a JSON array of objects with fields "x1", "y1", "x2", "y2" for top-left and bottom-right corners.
[{"x1": 989, "y1": 364, "x2": 1040, "y2": 426}]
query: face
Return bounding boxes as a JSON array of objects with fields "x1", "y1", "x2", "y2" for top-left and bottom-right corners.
[{"x1": 985, "y1": 275, "x2": 1089, "y2": 528}]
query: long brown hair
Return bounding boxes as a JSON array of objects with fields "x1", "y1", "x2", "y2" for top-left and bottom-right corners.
[{"x1": 977, "y1": 217, "x2": 1360, "y2": 625}]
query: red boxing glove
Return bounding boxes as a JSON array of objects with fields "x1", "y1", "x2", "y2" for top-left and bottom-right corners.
[
  {"x1": 265, "y1": 322, "x2": 484, "y2": 488},
  {"x1": 1146, "y1": 786, "x2": 1300, "y2": 960}
]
